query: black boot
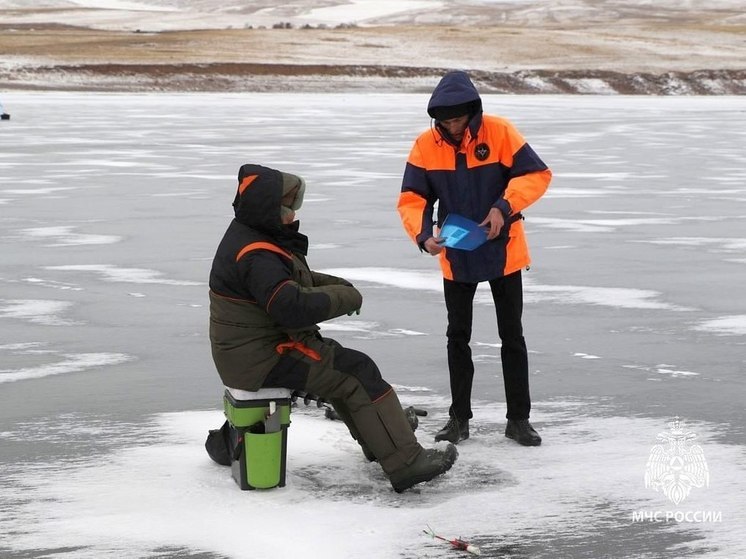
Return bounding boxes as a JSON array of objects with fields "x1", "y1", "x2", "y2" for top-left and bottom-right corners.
[
  {"x1": 389, "y1": 444, "x2": 458, "y2": 493},
  {"x1": 434, "y1": 417, "x2": 469, "y2": 444},
  {"x1": 505, "y1": 419, "x2": 541, "y2": 446}
]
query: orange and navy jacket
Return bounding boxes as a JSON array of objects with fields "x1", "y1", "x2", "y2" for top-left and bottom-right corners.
[
  {"x1": 398, "y1": 73, "x2": 552, "y2": 283},
  {"x1": 208, "y1": 164, "x2": 362, "y2": 390}
]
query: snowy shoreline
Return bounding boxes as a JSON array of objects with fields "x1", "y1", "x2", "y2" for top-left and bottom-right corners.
[{"x1": 3, "y1": 63, "x2": 746, "y2": 95}]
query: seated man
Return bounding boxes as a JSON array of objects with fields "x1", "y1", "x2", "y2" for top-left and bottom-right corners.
[{"x1": 208, "y1": 163, "x2": 457, "y2": 492}]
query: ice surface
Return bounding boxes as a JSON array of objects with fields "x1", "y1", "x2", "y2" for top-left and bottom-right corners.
[
  {"x1": 1, "y1": 405, "x2": 745, "y2": 558},
  {"x1": 1, "y1": 92, "x2": 745, "y2": 558}
]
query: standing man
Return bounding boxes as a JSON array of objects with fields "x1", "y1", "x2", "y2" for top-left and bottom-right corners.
[{"x1": 398, "y1": 71, "x2": 551, "y2": 446}]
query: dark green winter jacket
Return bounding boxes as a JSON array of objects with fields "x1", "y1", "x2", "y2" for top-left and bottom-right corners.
[{"x1": 209, "y1": 164, "x2": 362, "y2": 390}]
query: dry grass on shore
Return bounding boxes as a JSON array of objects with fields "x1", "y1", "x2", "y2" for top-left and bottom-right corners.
[{"x1": 1, "y1": 18, "x2": 744, "y2": 93}]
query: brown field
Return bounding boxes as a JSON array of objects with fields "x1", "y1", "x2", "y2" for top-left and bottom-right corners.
[{"x1": 1, "y1": 13, "x2": 744, "y2": 93}]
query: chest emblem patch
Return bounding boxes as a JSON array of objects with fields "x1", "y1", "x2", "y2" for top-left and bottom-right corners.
[{"x1": 474, "y1": 143, "x2": 490, "y2": 161}]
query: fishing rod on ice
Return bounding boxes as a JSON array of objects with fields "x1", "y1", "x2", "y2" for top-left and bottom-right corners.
[{"x1": 423, "y1": 524, "x2": 481, "y2": 555}]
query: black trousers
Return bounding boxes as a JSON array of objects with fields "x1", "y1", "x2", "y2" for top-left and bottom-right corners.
[{"x1": 444, "y1": 270, "x2": 531, "y2": 421}]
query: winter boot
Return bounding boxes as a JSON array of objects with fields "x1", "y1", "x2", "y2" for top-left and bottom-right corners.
[
  {"x1": 349, "y1": 390, "x2": 422, "y2": 474},
  {"x1": 434, "y1": 416, "x2": 469, "y2": 444},
  {"x1": 505, "y1": 419, "x2": 542, "y2": 446},
  {"x1": 389, "y1": 444, "x2": 458, "y2": 493},
  {"x1": 330, "y1": 399, "x2": 377, "y2": 462}
]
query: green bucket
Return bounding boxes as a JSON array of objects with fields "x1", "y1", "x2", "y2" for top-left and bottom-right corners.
[
  {"x1": 244, "y1": 430, "x2": 283, "y2": 488},
  {"x1": 224, "y1": 390, "x2": 291, "y2": 490}
]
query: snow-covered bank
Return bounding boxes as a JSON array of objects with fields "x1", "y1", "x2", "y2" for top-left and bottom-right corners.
[{"x1": 3, "y1": 63, "x2": 746, "y2": 94}]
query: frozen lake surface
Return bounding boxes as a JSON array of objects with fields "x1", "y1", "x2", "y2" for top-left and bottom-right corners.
[{"x1": 1, "y1": 92, "x2": 745, "y2": 558}]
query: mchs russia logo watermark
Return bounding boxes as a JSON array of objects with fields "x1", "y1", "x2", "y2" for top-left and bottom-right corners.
[
  {"x1": 633, "y1": 418, "x2": 721, "y2": 523},
  {"x1": 645, "y1": 417, "x2": 709, "y2": 504}
]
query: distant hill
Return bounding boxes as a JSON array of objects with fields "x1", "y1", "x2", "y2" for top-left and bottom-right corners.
[{"x1": 1, "y1": 0, "x2": 744, "y2": 93}]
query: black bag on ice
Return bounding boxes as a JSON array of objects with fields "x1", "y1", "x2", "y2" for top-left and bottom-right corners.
[{"x1": 205, "y1": 420, "x2": 237, "y2": 466}]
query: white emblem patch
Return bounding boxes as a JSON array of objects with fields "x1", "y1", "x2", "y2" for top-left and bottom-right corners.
[{"x1": 644, "y1": 418, "x2": 709, "y2": 505}]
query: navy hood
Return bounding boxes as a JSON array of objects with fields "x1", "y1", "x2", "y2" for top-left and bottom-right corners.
[{"x1": 427, "y1": 71, "x2": 482, "y2": 121}]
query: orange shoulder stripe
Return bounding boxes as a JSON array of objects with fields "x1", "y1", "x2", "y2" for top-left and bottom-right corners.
[
  {"x1": 235, "y1": 242, "x2": 292, "y2": 262},
  {"x1": 410, "y1": 133, "x2": 456, "y2": 171}
]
